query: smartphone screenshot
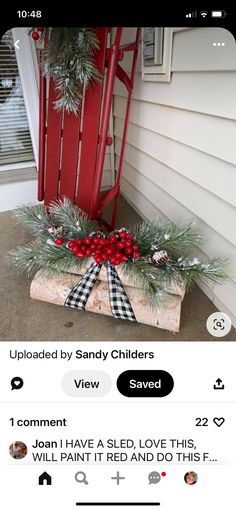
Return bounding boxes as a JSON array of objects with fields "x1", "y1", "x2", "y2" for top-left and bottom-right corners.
[{"x1": 0, "y1": 6, "x2": 235, "y2": 510}]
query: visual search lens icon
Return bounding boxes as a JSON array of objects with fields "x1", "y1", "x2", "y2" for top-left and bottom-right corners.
[
  {"x1": 206, "y1": 312, "x2": 231, "y2": 337},
  {"x1": 213, "y1": 318, "x2": 225, "y2": 330}
]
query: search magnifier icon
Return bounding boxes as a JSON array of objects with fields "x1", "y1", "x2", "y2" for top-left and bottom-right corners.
[{"x1": 75, "y1": 471, "x2": 89, "y2": 485}]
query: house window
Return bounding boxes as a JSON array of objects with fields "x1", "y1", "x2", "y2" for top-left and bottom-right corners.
[
  {"x1": 0, "y1": 30, "x2": 35, "y2": 169},
  {"x1": 142, "y1": 27, "x2": 173, "y2": 82}
]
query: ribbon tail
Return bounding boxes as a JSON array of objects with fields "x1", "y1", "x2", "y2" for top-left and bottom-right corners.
[
  {"x1": 65, "y1": 261, "x2": 102, "y2": 310},
  {"x1": 106, "y1": 261, "x2": 136, "y2": 322}
]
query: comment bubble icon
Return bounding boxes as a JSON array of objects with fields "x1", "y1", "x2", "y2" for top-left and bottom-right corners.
[{"x1": 11, "y1": 377, "x2": 24, "y2": 391}]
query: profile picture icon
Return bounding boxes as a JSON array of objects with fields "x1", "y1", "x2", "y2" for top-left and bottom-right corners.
[
  {"x1": 184, "y1": 471, "x2": 198, "y2": 485},
  {"x1": 9, "y1": 441, "x2": 27, "y2": 459}
]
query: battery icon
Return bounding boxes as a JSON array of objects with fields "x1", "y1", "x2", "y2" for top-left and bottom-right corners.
[{"x1": 211, "y1": 10, "x2": 227, "y2": 18}]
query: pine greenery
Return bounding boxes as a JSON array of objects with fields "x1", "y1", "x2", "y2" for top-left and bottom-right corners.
[
  {"x1": 14, "y1": 203, "x2": 51, "y2": 236},
  {"x1": 9, "y1": 199, "x2": 229, "y2": 306},
  {"x1": 48, "y1": 198, "x2": 96, "y2": 236},
  {"x1": 172, "y1": 256, "x2": 229, "y2": 290},
  {"x1": 13, "y1": 198, "x2": 97, "y2": 239},
  {"x1": 42, "y1": 28, "x2": 100, "y2": 114},
  {"x1": 123, "y1": 259, "x2": 170, "y2": 308},
  {"x1": 130, "y1": 220, "x2": 202, "y2": 257}
]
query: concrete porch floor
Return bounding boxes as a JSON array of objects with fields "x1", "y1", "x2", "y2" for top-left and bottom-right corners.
[{"x1": 0, "y1": 196, "x2": 235, "y2": 341}]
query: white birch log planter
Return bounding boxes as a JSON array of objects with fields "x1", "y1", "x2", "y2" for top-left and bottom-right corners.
[
  {"x1": 66, "y1": 261, "x2": 185, "y2": 297},
  {"x1": 30, "y1": 269, "x2": 185, "y2": 332}
]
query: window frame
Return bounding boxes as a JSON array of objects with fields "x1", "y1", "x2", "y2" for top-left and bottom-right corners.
[
  {"x1": 142, "y1": 27, "x2": 173, "y2": 82},
  {"x1": 11, "y1": 27, "x2": 39, "y2": 166}
]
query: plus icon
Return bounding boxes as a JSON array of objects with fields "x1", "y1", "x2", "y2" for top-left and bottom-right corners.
[{"x1": 111, "y1": 471, "x2": 125, "y2": 485}]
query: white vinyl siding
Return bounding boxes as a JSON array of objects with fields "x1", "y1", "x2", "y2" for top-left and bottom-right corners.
[{"x1": 114, "y1": 27, "x2": 236, "y2": 326}]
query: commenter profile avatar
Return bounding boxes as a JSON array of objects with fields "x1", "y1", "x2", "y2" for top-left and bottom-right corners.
[{"x1": 9, "y1": 441, "x2": 28, "y2": 459}]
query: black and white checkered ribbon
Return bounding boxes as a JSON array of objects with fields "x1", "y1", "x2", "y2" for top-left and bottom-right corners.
[
  {"x1": 65, "y1": 261, "x2": 136, "y2": 322},
  {"x1": 65, "y1": 261, "x2": 101, "y2": 310},
  {"x1": 106, "y1": 262, "x2": 136, "y2": 321}
]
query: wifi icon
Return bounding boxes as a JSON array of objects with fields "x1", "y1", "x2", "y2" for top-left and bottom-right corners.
[{"x1": 200, "y1": 11, "x2": 208, "y2": 17}]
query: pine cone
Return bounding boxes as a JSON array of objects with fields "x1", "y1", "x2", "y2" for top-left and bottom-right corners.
[
  {"x1": 90, "y1": 231, "x2": 105, "y2": 239},
  {"x1": 151, "y1": 250, "x2": 171, "y2": 267}
]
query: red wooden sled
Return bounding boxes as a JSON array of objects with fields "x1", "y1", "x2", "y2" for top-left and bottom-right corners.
[{"x1": 38, "y1": 27, "x2": 140, "y2": 230}]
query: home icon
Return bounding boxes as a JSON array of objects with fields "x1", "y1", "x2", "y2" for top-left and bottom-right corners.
[{"x1": 38, "y1": 472, "x2": 52, "y2": 485}]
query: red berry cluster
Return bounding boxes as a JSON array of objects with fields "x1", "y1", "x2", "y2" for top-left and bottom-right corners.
[
  {"x1": 31, "y1": 27, "x2": 44, "y2": 41},
  {"x1": 54, "y1": 231, "x2": 141, "y2": 266}
]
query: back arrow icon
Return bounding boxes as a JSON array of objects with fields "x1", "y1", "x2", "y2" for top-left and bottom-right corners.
[{"x1": 14, "y1": 40, "x2": 20, "y2": 50}]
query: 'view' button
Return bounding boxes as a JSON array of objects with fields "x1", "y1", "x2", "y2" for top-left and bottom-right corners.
[
  {"x1": 62, "y1": 371, "x2": 112, "y2": 397},
  {"x1": 117, "y1": 370, "x2": 174, "y2": 397}
]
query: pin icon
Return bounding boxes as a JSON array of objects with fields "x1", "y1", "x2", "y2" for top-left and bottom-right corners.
[{"x1": 11, "y1": 377, "x2": 24, "y2": 390}]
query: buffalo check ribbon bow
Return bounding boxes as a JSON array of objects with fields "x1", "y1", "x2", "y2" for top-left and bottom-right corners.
[{"x1": 64, "y1": 260, "x2": 136, "y2": 322}]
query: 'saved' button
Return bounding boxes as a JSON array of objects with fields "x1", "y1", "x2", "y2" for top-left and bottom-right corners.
[{"x1": 117, "y1": 370, "x2": 174, "y2": 397}]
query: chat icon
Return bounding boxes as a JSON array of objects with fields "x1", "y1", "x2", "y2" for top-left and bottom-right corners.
[
  {"x1": 11, "y1": 377, "x2": 24, "y2": 391},
  {"x1": 148, "y1": 471, "x2": 161, "y2": 484}
]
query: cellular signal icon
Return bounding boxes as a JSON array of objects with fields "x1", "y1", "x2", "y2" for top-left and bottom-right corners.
[
  {"x1": 186, "y1": 11, "x2": 197, "y2": 18},
  {"x1": 200, "y1": 11, "x2": 208, "y2": 17}
]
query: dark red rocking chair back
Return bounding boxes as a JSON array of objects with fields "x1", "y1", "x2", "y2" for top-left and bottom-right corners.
[{"x1": 38, "y1": 28, "x2": 140, "y2": 230}]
